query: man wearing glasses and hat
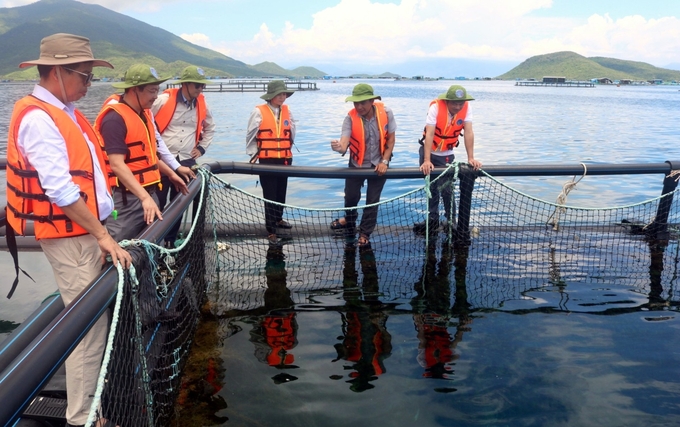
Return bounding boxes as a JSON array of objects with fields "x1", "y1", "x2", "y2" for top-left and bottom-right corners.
[
  {"x1": 330, "y1": 83, "x2": 397, "y2": 247},
  {"x1": 152, "y1": 65, "x2": 216, "y2": 247},
  {"x1": 5, "y1": 32, "x2": 132, "y2": 427},
  {"x1": 246, "y1": 80, "x2": 296, "y2": 245},
  {"x1": 96, "y1": 64, "x2": 191, "y2": 242},
  {"x1": 413, "y1": 85, "x2": 482, "y2": 235}
]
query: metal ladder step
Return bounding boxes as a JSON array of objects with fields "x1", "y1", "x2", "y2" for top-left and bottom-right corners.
[{"x1": 21, "y1": 395, "x2": 67, "y2": 421}]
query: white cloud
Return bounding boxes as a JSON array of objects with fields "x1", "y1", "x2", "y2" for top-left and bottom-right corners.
[
  {"x1": 4, "y1": 0, "x2": 679, "y2": 67},
  {"x1": 208, "y1": 0, "x2": 679, "y2": 67}
]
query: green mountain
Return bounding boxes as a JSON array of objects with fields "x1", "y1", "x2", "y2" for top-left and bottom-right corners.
[
  {"x1": 250, "y1": 62, "x2": 326, "y2": 78},
  {"x1": 0, "y1": 0, "x2": 316, "y2": 80},
  {"x1": 497, "y1": 51, "x2": 680, "y2": 81},
  {"x1": 348, "y1": 72, "x2": 401, "y2": 78},
  {"x1": 289, "y1": 66, "x2": 326, "y2": 78}
]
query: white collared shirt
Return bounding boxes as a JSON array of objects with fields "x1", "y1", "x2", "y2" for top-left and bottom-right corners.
[
  {"x1": 425, "y1": 102, "x2": 474, "y2": 157},
  {"x1": 152, "y1": 90, "x2": 216, "y2": 161},
  {"x1": 17, "y1": 85, "x2": 114, "y2": 220}
]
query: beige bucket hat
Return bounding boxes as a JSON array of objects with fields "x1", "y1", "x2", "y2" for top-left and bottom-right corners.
[{"x1": 19, "y1": 33, "x2": 113, "y2": 69}]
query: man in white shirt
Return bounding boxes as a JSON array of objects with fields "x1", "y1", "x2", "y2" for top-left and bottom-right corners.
[
  {"x1": 5, "y1": 33, "x2": 132, "y2": 427},
  {"x1": 414, "y1": 85, "x2": 482, "y2": 235},
  {"x1": 151, "y1": 65, "x2": 215, "y2": 247}
]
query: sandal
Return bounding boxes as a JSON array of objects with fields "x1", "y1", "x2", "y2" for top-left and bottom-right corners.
[
  {"x1": 330, "y1": 218, "x2": 348, "y2": 230},
  {"x1": 357, "y1": 234, "x2": 370, "y2": 247}
]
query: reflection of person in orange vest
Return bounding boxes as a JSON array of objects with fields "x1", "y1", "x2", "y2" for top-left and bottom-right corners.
[
  {"x1": 412, "y1": 241, "x2": 471, "y2": 380},
  {"x1": 334, "y1": 244, "x2": 392, "y2": 392},
  {"x1": 414, "y1": 313, "x2": 458, "y2": 379},
  {"x1": 260, "y1": 314, "x2": 298, "y2": 366},
  {"x1": 250, "y1": 245, "x2": 299, "y2": 372}
]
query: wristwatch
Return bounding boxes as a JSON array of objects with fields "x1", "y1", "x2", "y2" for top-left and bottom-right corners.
[{"x1": 381, "y1": 159, "x2": 389, "y2": 166}]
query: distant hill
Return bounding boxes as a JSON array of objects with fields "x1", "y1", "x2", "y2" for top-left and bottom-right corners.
[
  {"x1": 0, "y1": 0, "x2": 319, "y2": 80},
  {"x1": 497, "y1": 51, "x2": 680, "y2": 81},
  {"x1": 250, "y1": 62, "x2": 326, "y2": 78},
  {"x1": 348, "y1": 71, "x2": 401, "y2": 78}
]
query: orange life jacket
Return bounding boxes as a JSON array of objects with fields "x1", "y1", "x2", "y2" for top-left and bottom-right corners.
[
  {"x1": 95, "y1": 102, "x2": 161, "y2": 188},
  {"x1": 348, "y1": 102, "x2": 388, "y2": 166},
  {"x1": 262, "y1": 313, "x2": 297, "y2": 366},
  {"x1": 154, "y1": 88, "x2": 207, "y2": 144},
  {"x1": 421, "y1": 323, "x2": 455, "y2": 371},
  {"x1": 255, "y1": 104, "x2": 293, "y2": 160},
  {"x1": 420, "y1": 99, "x2": 469, "y2": 151},
  {"x1": 6, "y1": 96, "x2": 109, "y2": 240},
  {"x1": 343, "y1": 311, "x2": 388, "y2": 376},
  {"x1": 101, "y1": 93, "x2": 121, "y2": 108}
]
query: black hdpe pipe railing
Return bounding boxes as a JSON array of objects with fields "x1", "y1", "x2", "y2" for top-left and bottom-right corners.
[
  {"x1": 0, "y1": 170, "x2": 204, "y2": 427},
  {"x1": 207, "y1": 160, "x2": 680, "y2": 242}
]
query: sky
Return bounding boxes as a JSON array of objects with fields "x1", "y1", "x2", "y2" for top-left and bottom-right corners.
[{"x1": 3, "y1": 0, "x2": 680, "y2": 75}]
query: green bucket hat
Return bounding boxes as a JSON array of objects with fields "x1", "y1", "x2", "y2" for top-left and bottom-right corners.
[
  {"x1": 345, "y1": 83, "x2": 381, "y2": 102},
  {"x1": 438, "y1": 85, "x2": 474, "y2": 102},
  {"x1": 261, "y1": 80, "x2": 295, "y2": 100},
  {"x1": 173, "y1": 65, "x2": 211, "y2": 85},
  {"x1": 112, "y1": 64, "x2": 169, "y2": 89}
]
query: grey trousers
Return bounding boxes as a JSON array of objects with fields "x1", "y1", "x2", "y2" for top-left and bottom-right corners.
[{"x1": 106, "y1": 186, "x2": 160, "y2": 242}]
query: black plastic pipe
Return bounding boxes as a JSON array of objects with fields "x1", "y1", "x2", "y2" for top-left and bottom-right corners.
[{"x1": 205, "y1": 160, "x2": 677, "y2": 179}]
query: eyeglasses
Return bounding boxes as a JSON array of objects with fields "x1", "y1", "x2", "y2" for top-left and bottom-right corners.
[
  {"x1": 143, "y1": 86, "x2": 160, "y2": 95},
  {"x1": 193, "y1": 83, "x2": 206, "y2": 89},
  {"x1": 62, "y1": 66, "x2": 94, "y2": 85}
]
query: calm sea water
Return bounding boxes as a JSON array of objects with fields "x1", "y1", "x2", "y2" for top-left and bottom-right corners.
[{"x1": 1, "y1": 80, "x2": 680, "y2": 426}]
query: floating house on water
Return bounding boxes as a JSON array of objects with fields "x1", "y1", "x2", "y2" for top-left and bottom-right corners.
[{"x1": 515, "y1": 76, "x2": 594, "y2": 87}]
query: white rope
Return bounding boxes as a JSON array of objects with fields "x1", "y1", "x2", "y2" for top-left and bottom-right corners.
[{"x1": 547, "y1": 163, "x2": 587, "y2": 231}]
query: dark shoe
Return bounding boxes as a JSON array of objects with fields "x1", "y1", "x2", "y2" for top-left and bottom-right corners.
[
  {"x1": 330, "y1": 218, "x2": 348, "y2": 230},
  {"x1": 357, "y1": 234, "x2": 370, "y2": 247},
  {"x1": 276, "y1": 220, "x2": 292, "y2": 229},
  {"x1": 413, "y1": 220, "x2": 439, "y2": 235}
]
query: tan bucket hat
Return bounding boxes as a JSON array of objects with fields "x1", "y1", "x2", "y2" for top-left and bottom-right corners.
[{"x1": 19, "y1": 33, "x2": 113, "y2": 69}]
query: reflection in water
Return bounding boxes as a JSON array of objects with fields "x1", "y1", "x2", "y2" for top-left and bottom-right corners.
[
  {"x1": 334, "y1": 243, "x2": 393, "y2": 392},
  {"x1": 412, "y1": 241, "x2": 472, "y2": 385},
  {"x1": 249, "y1": 246, "x2": 299, "y2": 382}
]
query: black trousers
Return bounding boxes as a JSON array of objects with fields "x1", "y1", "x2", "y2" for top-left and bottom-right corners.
[
  {"x1": 419, "y1": 146, "x2": 456, "y2": 223},
  {"x1": 344, "y1": 162, "x2": 387, "y2": 238},
  {"x1": 259, "y1": 157, "x2": 291, "y2": 234}
]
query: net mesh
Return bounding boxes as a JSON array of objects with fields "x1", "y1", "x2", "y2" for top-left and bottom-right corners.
[{"x1": 87, "y1": 163, "x2": 680, "y2": 426}]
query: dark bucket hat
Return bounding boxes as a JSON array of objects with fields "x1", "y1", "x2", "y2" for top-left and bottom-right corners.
[{"x1": 261, "y1": 80, "x2": 295, "y2": 100}]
